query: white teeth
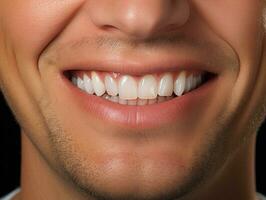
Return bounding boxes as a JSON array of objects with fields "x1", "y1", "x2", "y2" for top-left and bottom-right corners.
[
  {"x1": 102, "y1": 93, "x2": 110, "y2": 100},
  {"x1": 91, "y1": 71, "x2": 105, "y2": 96},
  {"x1": 105, "y1": 74, "x2": 118, "y2": 96},
  {"x1": 174, "y1": 71, "x2": 186, "y2": 97},
  {"x1": 83, "y1": 74, "x2": 94, "y2": 94},
  {"x1": 138, "y1": 75, "x2": 157, "y2": 99},
  {"x1": 191, "y1": 75, "x2": 197, "y2": 90},
  {"x1": 77, "y1": 77, "x2": 85, "y2": 91},
  {"x1": 158, "y1": 73, "x2": 174, "y2": 96},
  {"x1": 96, "y1": 93, "x2": 174, "y2": 105},
  {"x1": 119, "y1": 98, "x2": 127, "y2": 105},
  {"x1": 128, "y1": 99, "x2": 138, "y2": 106},
  {"x1": 110, "y1": 96, "x2": 119, "y2": 103},
  {"x1": 119, "y1": 75, "x2": 138, "y2": 100},
  {"x1": 185, "y1": 74, "x2": 193, "y2": 93},
  {"x1": 72, "y1": 70, "x2": 206, "y2": 103},
  {"x1": 137, "y1": 99, "x2": 148, "y2": 106}
]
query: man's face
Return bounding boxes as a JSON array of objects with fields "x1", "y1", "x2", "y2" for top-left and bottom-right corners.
[{"x1": 0, "y1": 1, "x2": 265, "y2": 200}]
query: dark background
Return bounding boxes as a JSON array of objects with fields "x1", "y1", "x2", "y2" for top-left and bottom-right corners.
[{"x1": 0, "y1": 91, "x2": 265, "y2": 197}]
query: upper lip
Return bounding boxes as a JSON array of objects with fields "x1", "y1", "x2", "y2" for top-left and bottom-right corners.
[
  {"x1": 59, "y1": 56, "x2": 221, "y2": 76},
  {"x1": 43, "y1": 47, "x2": 223, "y2": 76}
]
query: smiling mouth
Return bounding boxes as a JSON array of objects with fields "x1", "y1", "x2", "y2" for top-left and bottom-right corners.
[
  {"x1": 57, "y1": 59, "x2": 219, "y2": 128},
  {"x1": 65, "y1": 69, "x2": 216, "y2": 106}
]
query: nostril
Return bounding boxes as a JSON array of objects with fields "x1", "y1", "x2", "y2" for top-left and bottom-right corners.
[{"x1": 101, "y1": 24, "x2": 117, "y2": 31}]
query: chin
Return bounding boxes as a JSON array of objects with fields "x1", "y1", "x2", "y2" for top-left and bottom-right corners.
[{"x1": 54, "y1": 137, "x2": 215, "y2": 200}]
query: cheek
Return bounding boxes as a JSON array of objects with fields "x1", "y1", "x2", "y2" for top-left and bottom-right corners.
[
  {"x1": 193, "y1": 0, "x2": 264, "y2": 60},
  {"x1": 0, "y1": 0, "x2": 84, "y2": 60}
]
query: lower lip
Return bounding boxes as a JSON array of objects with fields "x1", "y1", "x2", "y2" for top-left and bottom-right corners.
[{"x1": 61, "y1": 74, "x2": 218, "y2": 129}]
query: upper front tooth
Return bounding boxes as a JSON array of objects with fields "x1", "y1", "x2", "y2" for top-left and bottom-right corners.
[
  {"x1": 119, "y1": 75, "x2": 138, "y2": 100},
  {"x1": 83, "y1": 74, "x2": 94, "y2": 94},
  {"x1": 158, "y1": 73, "x2": 173, "y2": 96},
  {"x1": 138, "y1": 75, "x2": 157, "y2": 99},
  {"x1": 91, "y1": 71, "x2": 105, "y2": 96},
  {"x1": 105, "y1": 74, "x2": 118, "y2": 96},
  {"x1": 174, "y1": 71, "x2": 186, "y2": 97}
]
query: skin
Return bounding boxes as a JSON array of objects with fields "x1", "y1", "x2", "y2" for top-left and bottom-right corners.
[{"x1": 0, "y1": 0, "x2": 266, "y2": 200}]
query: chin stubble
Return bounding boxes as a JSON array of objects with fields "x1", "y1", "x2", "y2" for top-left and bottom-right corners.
[{"x1": 40, "y1": 95, "x2": 233, "y2": 200}]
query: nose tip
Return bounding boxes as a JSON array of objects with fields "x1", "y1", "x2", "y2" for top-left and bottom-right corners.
[{"x1": 89, "y1": 0, "x2": 190, "y2": 39}]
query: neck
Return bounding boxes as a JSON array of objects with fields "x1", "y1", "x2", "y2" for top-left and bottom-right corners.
[{"x1": 18, "y1": 131, "x2": 258, "y2": 200}]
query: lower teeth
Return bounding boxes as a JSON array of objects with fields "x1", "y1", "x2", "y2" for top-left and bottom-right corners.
[{"x1": 101, "y1": 93, "x2": 175, "y2": 106}]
